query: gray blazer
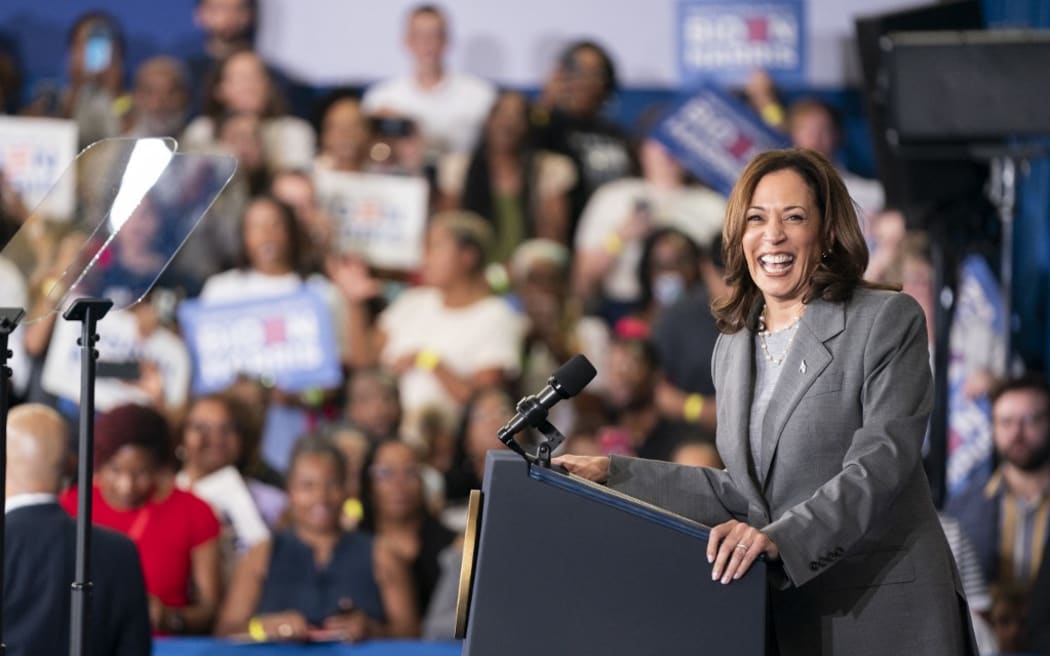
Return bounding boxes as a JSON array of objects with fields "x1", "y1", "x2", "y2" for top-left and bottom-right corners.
[{"x1": 609, "y1": 288, "x2": 977, "y2": 655}]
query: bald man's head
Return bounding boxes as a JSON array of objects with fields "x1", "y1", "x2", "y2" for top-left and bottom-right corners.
[{"x1": 7, "y1": 404, "x2": 68, "y2": 496}]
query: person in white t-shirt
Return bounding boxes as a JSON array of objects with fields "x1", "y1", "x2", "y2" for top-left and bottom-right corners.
[
  {"x1": 573, "y1": 137, "x2": 726, "y2": 313},
  {"x1": 182, "y1": 48, "x2": 315, "y2": 173},
  {"x1": 332, "y1": 211, "x2": 524, "y2": 442},
  {"x1": 198, "y1": 195, "x2": 348, "y2": 471},
  {"x1": 362, "y1": 4, "x2": 496, "y2": 163}
]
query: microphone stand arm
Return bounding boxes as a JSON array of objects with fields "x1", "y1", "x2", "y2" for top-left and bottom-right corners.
[{"x1": 496, "y1": 395, "x2": 567, "y2": 469}]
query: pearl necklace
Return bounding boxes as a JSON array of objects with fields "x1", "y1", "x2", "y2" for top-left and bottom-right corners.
[{"x1": 757, "y1": 308, "x2": 804, "y2": 367}]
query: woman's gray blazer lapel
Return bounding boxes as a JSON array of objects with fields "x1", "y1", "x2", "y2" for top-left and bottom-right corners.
[
  {"x1": 758, "y1": 298, "x2": 845, "y2": 488},
  {"x1": 715, "y1": 297, "x2": 847, "y2": 513},
  {"x1": 713, "y1": 327, "x2": 764, "y2": 515}
]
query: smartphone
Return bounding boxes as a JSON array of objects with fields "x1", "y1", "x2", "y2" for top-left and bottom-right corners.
[
  {"x1": 96, "y1": 360, "x2": 141, "y2": 380},
  {"x1": 370, "y1": 116, "x2": 416, "y2": 138},
  {"x1": 83, "y1": 29, "x2": 113, "y2": 74}
]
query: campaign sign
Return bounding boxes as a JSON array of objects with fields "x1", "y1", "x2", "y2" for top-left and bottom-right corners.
[
  {"x1": 945, "y1": 255, "x2": 1005, "y2": 499},
  {"x1": 178, "y1": 288, "x2": 343, "y2": 394},
  {"x1": 651, "y1": 83, "x2": 791, "y2": 196},
  {"x1": 678, "y1": 0, "x2": 806, "y2": 86},
  {"x1": 314, "y1": 170, "x2": 428, "y2": 271},
  {"x1": 0, "y1": 116, "x2": 78, "y2": 219}
]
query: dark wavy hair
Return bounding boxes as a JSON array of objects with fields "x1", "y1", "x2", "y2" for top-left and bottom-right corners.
[
  {"x1": 712, "y1": 148, "x2": 886, "y2": 334},
  {"x1": 461, "y1": 91, "x2": 537, "y2": 242},
  {"x1": 558, "y1": 40, "x2": 618, "y2": 98}
]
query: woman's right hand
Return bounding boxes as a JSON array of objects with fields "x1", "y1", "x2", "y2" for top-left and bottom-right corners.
[
  {"x1": 551, "y1": 455, "x2": 610, "y2": 483},
  {"x1": 256, "y1": 611, "x2": 311, "y2": 641}
]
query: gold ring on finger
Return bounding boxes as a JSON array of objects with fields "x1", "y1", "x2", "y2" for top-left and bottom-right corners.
[{"x1": 735, "y1": 543, "x2": 750, "y2": 550}]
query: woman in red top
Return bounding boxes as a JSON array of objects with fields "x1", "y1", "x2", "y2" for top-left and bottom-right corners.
[{"x1": 61, "y1": 403, "x2": 222, "y2": 635}]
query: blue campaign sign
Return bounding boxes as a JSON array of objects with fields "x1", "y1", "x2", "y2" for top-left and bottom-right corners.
[
  {"x1": 678, "y1": 0, "x2": 806, "y2": 86},
  {"x1": 178, "y1": 286, "x2": 343, "y2": 394},
  {"x1": 651, "y1": 84, "x2": 791, "y2": 196}
]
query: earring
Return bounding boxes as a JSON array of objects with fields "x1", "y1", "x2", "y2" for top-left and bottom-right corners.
[{"x1": 821, "y1": 249, "x2": 831, "y2": 261}]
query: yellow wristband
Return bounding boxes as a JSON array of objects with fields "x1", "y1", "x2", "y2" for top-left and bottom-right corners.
[
  {"x1": 603, "y1": 233, "x2": 624, "y2": 255},
  {"x1": 248, "y1": 617, "x2": 267, "y2": 642},
  {"x1": 760, "y1": 103, "x2": 785, "y2": 126},
  {"x1": 416, "y1": 349, "x2": 440, "y2": 371},
  {"x1": 299, "y1": 387, "x2": 325, "y2": 408},
  {"x1": 343, "y1": 497, "x2": 364, "y2": 523},
  {"x1": 683, "y1": 394, "x2": 705, "y2": 423}
]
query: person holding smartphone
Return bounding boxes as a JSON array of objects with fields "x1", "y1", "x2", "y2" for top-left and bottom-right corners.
[{"x1": 64, "y1": 12, "x2": 127, "y2": 148}]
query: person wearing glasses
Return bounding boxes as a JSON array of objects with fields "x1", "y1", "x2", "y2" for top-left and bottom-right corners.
[
  {"x1": 216, "y1": 435, "x2": 418, "y2": 642},
  {"x1": 359, "y1": 439, "x2": 457, "y2": 619}
]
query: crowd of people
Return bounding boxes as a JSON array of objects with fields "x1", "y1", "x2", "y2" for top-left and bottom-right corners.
[{"x1": 0, "y1": 1, "x2": 1047, "y2": 654}]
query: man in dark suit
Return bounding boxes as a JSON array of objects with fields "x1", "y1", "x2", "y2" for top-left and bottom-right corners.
[{"x1": 3, "y1": 403, "x2": 151, "y2": 656}]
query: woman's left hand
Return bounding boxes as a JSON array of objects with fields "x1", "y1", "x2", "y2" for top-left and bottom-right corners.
[{"x1": 707, "y1": 519, "x2": 779, "y2": 585}]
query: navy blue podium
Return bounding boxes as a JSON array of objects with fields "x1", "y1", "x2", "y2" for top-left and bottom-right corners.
[{"x1": 458, "y1": 451, "x2": 767, "y2": 655}]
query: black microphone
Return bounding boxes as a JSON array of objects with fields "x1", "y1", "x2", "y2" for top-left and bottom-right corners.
[{"x1": 497, "y1": 355, "x2": 597, "y2": 448}]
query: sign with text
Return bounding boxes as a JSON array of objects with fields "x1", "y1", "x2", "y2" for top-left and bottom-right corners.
[
  {"x1": 678, "y1": 0, "x2": 806, "y2": 86},
  {"x1": 178, "y1": 288, "x2": 343, "y2": 394},
  {"x1": 946, "y1": 256, "x2": 1005, "y2": 499},
  {"x1": 651, "y1": 84, "x2": 791, "y2": 196},
  {"x1": 0, "y1": 116, "x2": 78, "y2": 219},
  {"x1": 315, "y1": 170, "x2": 428, "y2": 270}
]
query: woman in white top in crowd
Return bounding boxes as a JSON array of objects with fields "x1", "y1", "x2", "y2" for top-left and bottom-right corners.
[
  {"x1": 198, "y1": 195, "x2": 348, "y2": 471},
  {"x1": 182, "y1": 48, "x2": 314, "y2": 172},
  {"x1": 572, "y1": 135, "x2": 725, "y2": 318},
  {"x1": 334, "y1": 211, "x2": 524, "y2": 443}
]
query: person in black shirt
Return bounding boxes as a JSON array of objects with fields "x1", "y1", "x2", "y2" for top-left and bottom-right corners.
[{"x1": 534, "y1": 40, "x2": 636, "y2": 240}]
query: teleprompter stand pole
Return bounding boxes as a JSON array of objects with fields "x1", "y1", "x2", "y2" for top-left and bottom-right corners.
[{"x1": 65, "y1": 299, "x2": 112, "y2": 656}]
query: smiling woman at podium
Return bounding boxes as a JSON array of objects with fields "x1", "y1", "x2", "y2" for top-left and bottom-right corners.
[{"x1": 556, "y1": 149, "x2": 977, "y2": 655}]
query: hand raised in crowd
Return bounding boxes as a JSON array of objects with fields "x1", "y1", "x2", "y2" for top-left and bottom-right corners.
[
  {"x1": 707, "y1": 519, "x2": 779, "y2": 585},
  {"x1": 551, "y1": 454, "x2": 610, "y2": 483},
  {"x1": 326, "y1": 254, "x2": 382, "y2": 303},
  {"x1": 743, "y1": 69, "x2": 778, "y2": 111}
]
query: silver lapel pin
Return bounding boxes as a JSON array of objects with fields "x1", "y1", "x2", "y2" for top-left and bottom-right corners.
[{"x1": 799, "y1": 360, "x2": 807, "y2": 374}]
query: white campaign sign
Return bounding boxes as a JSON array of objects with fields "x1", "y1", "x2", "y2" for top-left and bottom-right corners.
[
  {"x1": 314, "y1": 170, "x2": 428, "y2": 271},
  {"x1": 0, "y1": 116, "x2": 78, "y2": 220}
]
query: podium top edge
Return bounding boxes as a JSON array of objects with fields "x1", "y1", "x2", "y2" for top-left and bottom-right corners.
[{"x1": 528, "y1": 462, "x2": 713, "y2": 542}]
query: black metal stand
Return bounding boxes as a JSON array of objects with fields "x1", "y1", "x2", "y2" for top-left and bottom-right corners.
[
  {"x1": 64, "y1": 299, "x2": 111, "y2": 656},
  {"x1": 496, "y1": 394, "x2": 567, "y2": 469},
  {"x1": 0, "y1": 308, "x2": 26, "y2": 656}
]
